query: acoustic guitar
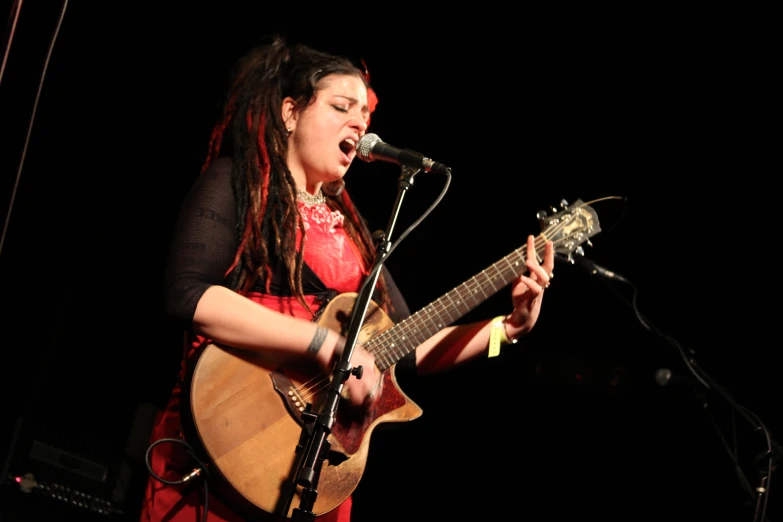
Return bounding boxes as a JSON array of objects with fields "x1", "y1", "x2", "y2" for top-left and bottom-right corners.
[{"x1": 184, "y1": 199, "x2": 601, "y2": 519}]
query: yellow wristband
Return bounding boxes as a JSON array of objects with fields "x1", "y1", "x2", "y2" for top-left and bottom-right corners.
[{"x1": 488, "y1": 315, "x2": 508, "y2": 358}]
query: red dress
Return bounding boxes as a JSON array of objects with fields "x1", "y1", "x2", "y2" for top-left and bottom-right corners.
[{"x1": 140, "y1": 199, "x2": 368, "y2": 522}]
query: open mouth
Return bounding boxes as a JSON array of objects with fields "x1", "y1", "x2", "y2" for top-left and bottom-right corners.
[{"x1": 339, "y1": 138, "x2": 356, "y2": 156}]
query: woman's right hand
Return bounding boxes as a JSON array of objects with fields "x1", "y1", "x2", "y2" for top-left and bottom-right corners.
[
  {"x1": 342, "y1": 344, "x2": 382, "y2": 408},
  {"x1": 318, "y1": 330, "x2": 381, "y2": 408}
]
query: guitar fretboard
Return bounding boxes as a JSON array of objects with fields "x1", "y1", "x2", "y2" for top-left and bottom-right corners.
[{"x1": 367, "y1": 243, "x2": 541, "y2": 371}]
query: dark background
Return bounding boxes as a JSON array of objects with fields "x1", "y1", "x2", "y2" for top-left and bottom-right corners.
[{"x1": 0, "y1": 4, "x2": 778, "y2": 522}]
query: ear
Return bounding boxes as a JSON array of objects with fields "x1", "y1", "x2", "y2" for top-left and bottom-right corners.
[{"x1": 282, "y1": 97, "x2": 297, "y2": 130}]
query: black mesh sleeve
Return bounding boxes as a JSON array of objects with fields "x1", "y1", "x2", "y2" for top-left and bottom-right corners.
[{"x1": 163, "y1": 158, "x2": 237, "y2": 328}]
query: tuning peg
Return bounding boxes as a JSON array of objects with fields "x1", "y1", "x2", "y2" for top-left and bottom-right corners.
[
  {"x1": 536, "y1": 210, "x2": 548, "y2": 220},
  {"x1": 559, "y1": 199, "x2": 569, "y2": 209}
]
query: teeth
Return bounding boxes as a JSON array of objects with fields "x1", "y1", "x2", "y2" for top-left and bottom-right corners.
[{"x1": 344, "y1": 138, "x2": 355, "y2": 147}]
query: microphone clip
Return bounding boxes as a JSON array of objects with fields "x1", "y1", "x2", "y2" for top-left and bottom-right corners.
[{"x1": 558, "y1": 249, "x2": 629, "y2": 283}]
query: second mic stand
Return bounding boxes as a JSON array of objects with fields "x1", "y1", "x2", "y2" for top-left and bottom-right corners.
[
  {"x1": 685, "y1": 358, "x2": 780, "y2": 522},
  {"x1": 573, "y1": 260, "x2": 779, "y2": 522},
  {"x1": 283, "y1": 165, "x2": 421, "y2": 521}
]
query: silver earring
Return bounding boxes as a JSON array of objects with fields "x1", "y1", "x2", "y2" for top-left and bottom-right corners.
[{"x1": 286, "y1": 127, "x2": 292, "y2": 136}]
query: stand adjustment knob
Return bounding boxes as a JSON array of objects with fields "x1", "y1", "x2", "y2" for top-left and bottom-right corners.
[{"x1": 351, "y1": 365, "x2": 364, "y2": 379}]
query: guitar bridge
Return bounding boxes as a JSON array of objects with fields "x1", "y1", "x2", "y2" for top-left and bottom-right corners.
[
  {"x1": 270, "y1": 370, "x2": 307, "y2": 425},
  {"x1": 268, "y1": 369, "x2": 350, "y2": 463}
]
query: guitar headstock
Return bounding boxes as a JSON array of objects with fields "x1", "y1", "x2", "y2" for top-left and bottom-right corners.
[{"x1": 538, "y1": 199, "x2": 601, "y2": 258}]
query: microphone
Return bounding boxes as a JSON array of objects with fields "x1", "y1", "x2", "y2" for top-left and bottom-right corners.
[{"x1": 356, "y1": 133, "x2": 451, "y2": 175}]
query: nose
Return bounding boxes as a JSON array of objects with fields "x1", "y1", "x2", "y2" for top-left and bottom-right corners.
[{"x1": 351, "y1": 117, "x2": 368, "y2": 135}]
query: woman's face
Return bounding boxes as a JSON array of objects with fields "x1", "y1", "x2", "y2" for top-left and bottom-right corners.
[{"x1": 285, "y1": 74, "x2": 369, "y2": 188}]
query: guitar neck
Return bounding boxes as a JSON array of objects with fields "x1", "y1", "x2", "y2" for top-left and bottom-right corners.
[
  {"x1": 368, "y1": 240, "x2": 544, "y2": 371},
  {"x1": 366, "y1": 199, "x2": 601, "y2": 371}
]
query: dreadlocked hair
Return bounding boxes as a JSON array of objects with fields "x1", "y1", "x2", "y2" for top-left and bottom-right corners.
[{"x1": 201, "y1": 35, "x2": 393, "y2": 318}]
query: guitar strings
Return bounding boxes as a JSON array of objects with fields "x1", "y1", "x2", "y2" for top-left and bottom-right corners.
[
  {"x1": 294, "y1": 234, "x2": 560, "y2": 403},
  {"x1": 294, "y1": 219, "x2": 571, "y2": 403},
  {"x1": 291, "y1": 204, "x2": 587, "y2": 404}
]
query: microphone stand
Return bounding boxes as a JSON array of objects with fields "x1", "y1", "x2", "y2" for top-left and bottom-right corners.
[
  {"x1": 282, "y1": 165, "x2": 421, "y2": 521},
  {"x1": 565, "y1": 256, "x2": 779, "y2": 522}
]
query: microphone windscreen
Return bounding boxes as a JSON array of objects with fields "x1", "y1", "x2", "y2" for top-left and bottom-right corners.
[{"x1": 356, "y1": 133, "x2": 382, "y2": 162}]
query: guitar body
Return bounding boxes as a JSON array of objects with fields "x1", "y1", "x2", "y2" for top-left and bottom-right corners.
[{"x1": 185, "y1": 293, "x2": 423, "y2": 519}]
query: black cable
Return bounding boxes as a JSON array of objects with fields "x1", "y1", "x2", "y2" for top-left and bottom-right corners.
[
  {"x1": 0, "y1": 0, "x2": 67, "y2": 258},
  {"x1": 1, "y1": 0, "x2": 24, "y2": 88},
  {"x1": 144, "y1": 438, "x2": 210, "y2": 522}
]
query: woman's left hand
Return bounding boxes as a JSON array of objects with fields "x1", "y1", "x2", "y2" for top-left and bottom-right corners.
[{"x1": 505, "y1": 234, "x2": 555, "y2": 339}]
